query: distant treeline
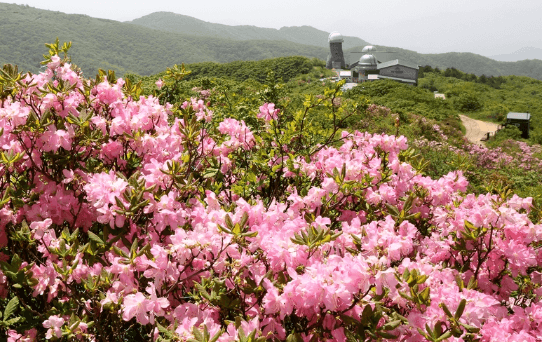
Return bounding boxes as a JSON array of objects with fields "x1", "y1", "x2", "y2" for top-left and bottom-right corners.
[
  {"x1": 179, "y1": 56, "x2": 324, "y2": 83},
  {"x1": 127, "y1": 56, "x2": 326, "y2": 86},
  {"x1": 419, "y1": 66, "x2": 506, "y2": 89}
]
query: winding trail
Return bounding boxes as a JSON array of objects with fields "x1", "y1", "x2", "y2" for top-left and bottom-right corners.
[{"x1": 459, "y1": 114, "x2": 500, "y2": 145}]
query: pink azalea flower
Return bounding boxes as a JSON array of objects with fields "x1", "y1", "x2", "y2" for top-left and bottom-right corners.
[
  {"x1": 43, "y1": 315, "x2": 64, "y2": 339},
  {"x1": 156, "y1": 79, "x2": 164, "y2": 90},
  {"x1": 122, "y1": 292, "x2": 151, "y2": 324},
  {"x1": 29, "y1": 218, "x2": 52, "y2": 240},
  {"x1": 257, "y1": 103, "x2": 279, "y2": 121}
]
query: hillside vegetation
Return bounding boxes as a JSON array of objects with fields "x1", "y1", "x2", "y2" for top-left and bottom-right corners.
[
  {"x1": 417, "y1": 67, "x2": 542, "y2": 142},
  {"x1": 126, "y1": 56, "x2": 332, "y2": 89}
]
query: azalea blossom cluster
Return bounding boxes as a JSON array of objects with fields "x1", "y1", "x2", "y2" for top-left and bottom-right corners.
[
  {"x1": 366, "y1": 104, "x2": 392, "y2": 117},
  {"x1": 0, "y1": 55, "x2": 541, "y2": 342}
]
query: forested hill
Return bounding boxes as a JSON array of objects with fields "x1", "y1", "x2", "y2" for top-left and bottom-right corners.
[
  {"x1": 2, "y1": 3, "x2": 542, "y2": 79},
  {"x1": 127, "y1": 11, "x2": 369, "y2": 48},
  {"x1": 0, "y1": 3, "x2": 328, "y2": 76}
]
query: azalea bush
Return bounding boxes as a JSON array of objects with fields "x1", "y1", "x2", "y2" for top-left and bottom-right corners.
[
  {"x1": 0, "y1": 43, "x2": 542, "y2": 342},
  {"x1": 412, "y1": 121, "x2": 542, "y2": 205}
]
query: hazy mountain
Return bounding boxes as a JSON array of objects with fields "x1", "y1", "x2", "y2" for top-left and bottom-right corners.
[
  {"x1": 2, "y1": 3, "x2": 542, "y2": 80},
  {"x1": 489, "y1": 47, "x2": 542, "y2": 62},
  {"x1": 127, "y1": 12, "x2": 369, "y2": 49}
]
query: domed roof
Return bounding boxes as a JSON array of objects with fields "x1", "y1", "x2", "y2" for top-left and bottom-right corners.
[
  {"x1": 358, "y1": 54, "x2": 378, "y2": 66},
  {"x1": 328, "y1": 31, "x2": 344, "y2": 43},
  {"x1": 362, "y1": 45, "x2": 377, "y2": 53}
]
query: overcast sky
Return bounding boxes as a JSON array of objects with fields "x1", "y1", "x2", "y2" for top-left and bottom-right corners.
[{"x1": 8, "y1": 0, "x2": 542, "y2": 56}]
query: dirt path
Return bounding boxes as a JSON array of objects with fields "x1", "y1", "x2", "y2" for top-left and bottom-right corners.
[{"x1": 459, "y1": 114, "x2": 501, "y2": 145}]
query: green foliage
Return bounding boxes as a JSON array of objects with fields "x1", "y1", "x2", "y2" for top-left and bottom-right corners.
[
  {"x1": 420, "y1": 66, "x2": 506, "y2": 89},
  {"x1": 0, "y1": 63, "x2": 23, "y2": 102},
  {"x1": 488, "y1": 125, "x2": 522, "y2": 143},
  {"x1": 419, "y1": 71, "x2": 542, "y2": 146},
  {"x1": 345, "y1": 79, "x2": 457, "y2": 121},
  {"x1": 453, "y1": 92, "x2": 483, "y2": 112},
  {"x1": 177, "y1": 56, "x2": 315, "y2": 83}
]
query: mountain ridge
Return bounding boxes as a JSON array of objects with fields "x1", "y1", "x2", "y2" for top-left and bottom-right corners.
[
  {"x1": 126, "y1": 11, "x2": 370, "y2": 49},
  {"x1": 490, "y1": 47, "x2": 542, "y2": 62}
]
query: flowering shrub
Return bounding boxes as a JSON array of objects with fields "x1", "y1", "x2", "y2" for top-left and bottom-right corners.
[
  {"x1": 1, "y1": 44, "x2": 542, "y2": 341},
  {"x1": 412, "y1": 122, "x2": 542, "y2": 200}
]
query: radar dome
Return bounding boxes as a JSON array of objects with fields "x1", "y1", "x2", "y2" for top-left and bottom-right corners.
[
  {"x1": 328, "y1": 32, "x2": 344, "y2": 43},
  {"x1": 358, "y1": 54, "x2": 378, "y2": 66}
]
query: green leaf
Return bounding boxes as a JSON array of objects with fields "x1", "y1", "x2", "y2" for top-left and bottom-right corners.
[
  {"x1": 467, "y1": 277, "x2": 477, "y2": 290},
  {"x1": 344, "y1": 329, "x2": 358, "y2": 342},
  {"x1": 225, "y1": 214, "x2": 233, "y2": 229},
  {"x1": 203, "y1": 325, "x2": 210, "y2": 342},
  {"x1": 420, "y1": 286, "x2": 431, "y2": 303},
  {"x1": 3, "y1": 296, "x2": 19, "y2": 320},
  {"x1": 156, "y1": 322, "x2": 172, "y2": 335},
  {"x1": 459, "y1": 322, "x2": 480, "y2": 333},
  {"x1": 241, "y1": 231, "x2": 258, "y2": 238},
  {"x1": 88, "y1": 231, "x2": 104, "y2": 245},
  {"x1": 4, "y1": 317, "x2": 22, "y2": 325},
  {"x1": 381, "y1": 319, "x2": 402, "y2": 331},
  {"x1": 402, "y1": 269, "x2": 411, "y2": 281},
  {"x1": 217, "y1": 225, "x2": 232, "y2": 234},
  {"x1": 194, "y1": 283, "x2": 212, "y2": 301},
  {"x1": 203, "y1": 168, "x2": 219, "y2": 179},
  {"x1": 417, "y1": 275, "x2": 428, "y2": 284},
  {"x1": 239, "y1": 212, "x2": 249, "y2": 229},
  {"x1": 436, "y1": 331, "x2": 453, "y2": 341},
  {"x1": 417, "y1": 328, "x2": 429, "y2": 340},
  {"x1": 425, "y1": 323, "x2": 435, "y2": 339},
  {"x1": 403, "y1": 194, "x2": 414, "y2": 212},
  {"x1": 286, "y1": 332, "x2": 303, "y2": 342},
  {"x1": 434, "y1": 321, "x2": 444, "y2": 337},
  {"x1": 377, "y1": 331, "x2": 398, "y2": 339},
  {"x1": 385, "y1": 204, "x2": 400, "y2": 217},
  {"x1": 209, "y1": 328, "x2": 224, "y2": 342},
  {"x1": 360, "y1": 304, "x2": 373, "y2": 323},
  {"x1": 464, "y1": 220, "x2": 477, "y2": 231},
  {"x1": 237, "y1": 326, "x2": 247, "y2": 342},
  {"x1": 192, "y1": 326, "x2": 204, "y2": 342},
  {"x1": 439, "y1": 302, "x2": 453, "y2": 318},
  {"x1": 69, "y1": 228, "x2": 80, "y2": 242},
  {"x1": 112, "y1": 245, "x2": 128, "y2": 258},
  {"x1": 455, "y1": 299, "x2": 466, "y2": 320},
  {"x1": 130, "y1": 238, "x2": 139, "y2": 258}
]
